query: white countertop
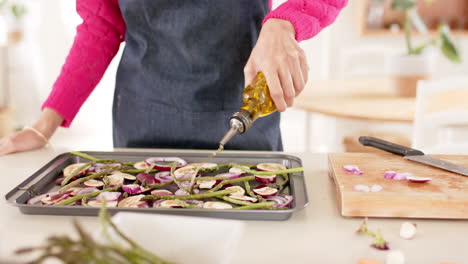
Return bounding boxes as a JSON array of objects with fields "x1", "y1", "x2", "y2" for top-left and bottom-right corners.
[{"x1": 1, "y1": 147, "x2": 467, "y2": 264}]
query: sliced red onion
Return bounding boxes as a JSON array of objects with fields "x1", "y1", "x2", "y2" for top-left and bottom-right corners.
[
  {"x1": 197, "y1": 180, "x2": 217, "y2": 189},
  {"x1": 151, "y1": 189, "x2": 173, "y2": 196},
  {"x1": 175, "y1": 189, "x2": 190, "y2": 196},
  {"x1": 118, "y1": 195, "x2": 146, "y2": 208},
  {"x1": 229, "y1": 166, "x2": 249, "y2": 175},
  {"x1": 84, "y1": 179, "x2": 104, "y2": 188},
  {"x1": 91, "y1": 163, "x2": 121, "y2": 173},
  {"x1": 353, "y1": 184, "x2": 370, "y2": 192},
  {"x1": 137, "y1": 173, "x2": 156, "y2": 185},
  {"x1": 180, "y1": 181, "x2": 193, "y2": 189},
  {"x1": 406, "y1": 176, "x2": 432, "y2": 183},
  {"x1": 253, "y1": 185, "x2": 278, "y2": 197},
  {"x1": 384, "y1": 171, "x2": 397, "y2": 179},
  {"x1": 27, "y1": 193, "x2": 50, "y2": 205},
  {"x1": 122, "y1": 184, "x2": 142, "y2": 195},
  {"x1": 265, "y1": 194, "x2": 294, "y2": 208},
  {"x1": 145, "y1": 157, "x2": 188, "y2": 171},
  {"x1": 229, "y1": 195, "x2": 258, "y2": 203},
  {"x1": 76, "y1": 187, "x2": 99, "y2": 196},
  {"x1": 154, "y1": 171, "x2": 173, "y2": 183},
  {"x1": 215, "y1": 172, "x2": 241, "y2": 179},
  {"x1": 49, "y1": 190, "x2": 73, "y2": 201},
  {"x1": 193, "y1": 188, "x2": 200, "y2": 194},
  {"x1": 225, "y1": 186, "x2": 245, "y2": 196},
  {"x1": 343, "y1": 165, "x2": 364, "y2": 175},
  {"x1": 156, "y1": 200, "x2": 184, "y2": 208},
  {"x1": 255, "y1": 174, "x2": 277, "y2": 183},
  {"x1": 55, "y1": 176, "x2": 80, "y2": 185},
  {"x1": 49, "y1": 193, "x2": 72, "y2": 205},
  {"x1": 137, "y1": 202, "x2": 150, "y2": 208},
  {"x1": 370, "y1": 184, "x2": 383, "y2": 192},
  {"x1": 256, "y1": 163, "x2": 287, "y2": 171},
  {"x1": 63, "y1": 163, "x2": 90, "y2": 177},
  {"x1": 393, "y1": 172, "x2": 411, "y2": 181},
  {"x1": 116, "y1": 172, "x2": 137, "y2": 181},
  {"x1": 152, "y1": 199, "x2": 166, "y2": 207},
  {"x1": 174, "y1": 166, "x2": 199, "y2": 179},
  {"x1": 96, "y1": 192, "x2": 121, "y2": 202}
]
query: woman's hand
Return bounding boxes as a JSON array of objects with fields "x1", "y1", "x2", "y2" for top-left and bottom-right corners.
[
  {"x1": 244, "y1": 18, "x2": 308, "y2": 112},
  {"x1": 0, "y1": 108, "x2": 63, "y2": 155}
]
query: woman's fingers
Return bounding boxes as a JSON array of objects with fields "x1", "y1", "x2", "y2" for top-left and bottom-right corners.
[
  {"x1": 278, "y1": 67, "x2": 295, "y2": 107},
  {"x1": 263, "y1": 69, "x2": 287, "y2": 111}
]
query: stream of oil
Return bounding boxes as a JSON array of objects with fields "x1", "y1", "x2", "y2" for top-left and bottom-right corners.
[{"x1": 203, "y1": 145, "x2": 224, "y2": 163}]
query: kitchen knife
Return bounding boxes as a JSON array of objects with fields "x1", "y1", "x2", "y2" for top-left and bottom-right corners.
[{"x1": 359, "y1": 136, "x2": 468, "y2": 176}]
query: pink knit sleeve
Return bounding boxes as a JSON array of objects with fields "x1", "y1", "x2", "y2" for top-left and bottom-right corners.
[
  {"x1": 263, "y1": 0, "x2": 348, "y2": 42},
  {"x1": 42, "y1": 0, "x2": 125, "y2": 127}
]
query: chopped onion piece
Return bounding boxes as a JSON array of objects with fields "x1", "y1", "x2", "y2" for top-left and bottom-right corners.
[
  {"x1": 84, "y1": 179, "x2": 104, "y2": 188},
  {"x1": 96, "y1": 192, "x2": 121, "y2": 201},
  {"x1": 154, "y1": 171, "x2": 173, "y2": 183},
  {"x1": 255, "y1": 174, "x2": 276, "y2": 183},
  {"x1": 406, "y1": 176, "x2": 432, "y2": 183},
  {"x1": 76, "y1": 187, "x2": 99, "y2": 196},
  {"x1": 136, "y1": 173, "x2": 156, "y2": 185},
  {"x1": 370, "y1": 184, "x2": 383, "y2": 192},
  {"x1": 203, "y1": 201, "x2": 233, "y2": 209},
  {"x1": 393, "y1": 172, "x2": 411, "y2": 181},
  {"x1": 353, "y1": 184, "x2": 370, "y2": 193},
  {"x1": 133, "y1": 161, "x2": 149, "y2": 170},
  {"x1": 118, "y1": 195, "x2": 146, "y2": 208},
  {"x1": 265, "y1": 194, "x2": 294, "y2": 207},
  {"x1": 257, "y1": 163, "x2": 287, "y2": 171},
  {"x1": 384, "y1": 171, "x2": 397, "y2": 179},
  {"x1": 400, "y1": 222, "x2": 417, "y2": 239},
  {"x1": 122, "y1": 184, "x2": 142, "y2": 195},
  {"x1": 343, "y1": 165, "x2": 364, "y2": 175},
  {"x1": 225, "y1": 186, "x2": 245, "y2": 196}
]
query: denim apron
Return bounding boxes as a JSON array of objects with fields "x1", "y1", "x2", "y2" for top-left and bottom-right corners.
[{"x1": 113, "y1": 0, "x2": 282, "y2": 151}]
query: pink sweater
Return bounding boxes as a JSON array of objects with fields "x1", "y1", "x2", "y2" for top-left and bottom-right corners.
[{"x1": 43, "y1": 0, "x2": 348, "y2": 127}]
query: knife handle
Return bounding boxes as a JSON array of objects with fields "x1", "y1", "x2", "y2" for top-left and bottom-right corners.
[{"x1": 358, "y1": 136, "x2": 424, "y2": 156}]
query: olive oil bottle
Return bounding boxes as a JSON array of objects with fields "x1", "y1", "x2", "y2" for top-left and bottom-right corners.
[{"x1": 209, "y1": 72, "x2": 277, "y2": 159}]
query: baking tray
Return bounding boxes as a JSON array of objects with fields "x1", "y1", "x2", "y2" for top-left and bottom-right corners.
[{"x1": 5, "y1": 151, "x2": 308, "y2": 221}]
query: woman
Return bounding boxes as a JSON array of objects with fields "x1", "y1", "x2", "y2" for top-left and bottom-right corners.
[{"x1": 0, "y1": 0, "x2": 347, "y2": 154}]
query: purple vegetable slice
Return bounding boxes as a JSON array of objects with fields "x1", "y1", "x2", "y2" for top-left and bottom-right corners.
[
  {"x1": 406, "y1": 176, "x2": 432, "y2": 183},
  {"x1": 225, "y1": 186, "x2": 245, "y2": 196},
  {"x1": 265, "y1": 194, "x2": 294, "y2": 207},
  {"x1": 87, "y1": 200, "x2": 118, "y2": 207},
  {"x1": 253, "y1": 185, "x2": 278, "y2": 197},
  {"x1": 215, "y1": 172, "x2": 241, "y2": 179},
  {"x1": 107, "y1": 173, "x2": 125, "y2": 186},
  {"x1": 154, "y1": 171, "x2": 173, "y2": 183},
  {"x1": 96, "y1": 192, "x2": 121, "y2": 201},
  {"x1": 145, "y1": 157, "x2": 188, "y2": 171},
  {"x1": 136, "y1": 173, "x2": 156, "y2": 185},
  {"x1": 393, "y1": 172, "x2": 411, "y2": 181},
  {"x1": 255, "y1": 174, "x2": 277, "y2": 183},
  {"x1": 343, "y1": 165, "x2": 364, "y2": 175},
  {"x1": 76, "y1": 187, "x2": 99, "y2": 196},
  {"x1": 203, "y1": 201, "x2": 233, "y2": 209},
  {"x1": 197, "y1": 180, "x2": 217, "y2": 189},
  {"x1": 122, "y1": 184, "x2": 142, "y2": 195},
  {"x1": 256, "y1": 163, "x2": 287, "y2": 171},
  {"x1": 384, "y1": 171, "x2": 397, "y2": 179},
  {"x1": 63, "y1": 163, "x2": 90, "y2": 177},
  {"x1": 84, "y1": 179, "x2": 104, "y2": 188},
  {"x1": 175, "y1": 189, "x2": 190, "y2": 196},
  {"x1": 150, "y1": 189, "x2": 173, "y2": 196},
  {"x1": 133, "y1": 161, "x2": 149, "y2": 170},
  {"x1": 117, "y1": 195, "x2": 147, "y2": 208},
  {"x1": 229, "y1": 166, "x2": 249, "y2": 174},
  {"x1": 229, "y1": 195, "x2": 258, "y2": 203},
  {"x1": 114, "y1": 172, "x2": 136, "y2": 181}
]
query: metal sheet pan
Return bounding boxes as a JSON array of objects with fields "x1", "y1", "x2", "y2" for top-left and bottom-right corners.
[{"x1": 5, "y1": 151, "x2": 308, "y2": 221}]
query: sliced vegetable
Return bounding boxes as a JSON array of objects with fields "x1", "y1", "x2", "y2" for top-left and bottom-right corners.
[
  {"x1": 400, "y1": 222, "x2": 417, "y2": 239},
  {"x1": 229, "y1": 195, "x2": 258, "y2": 203},
  {"x1": 150, "y1": 189, "x2": 173, "y2": 196},
  {"x1": 203, "y1": 201, "x2": 233, "y2": 209},
  {"x1": 27, "y1": 193, "x2": 50, "y2": 205},
  {"x1": 265, "y1": 194, "x2": 294, "y2": 208},
  {"x1": 370, "y1": 184, "x2": 383, "y2": 193},
  {"x1": 393, "y1": 172, "x2": 411, "y2": 181},
  {"x1": 215, "y1": 172, "x2": 241, "y2": 179},
  {"x1": 90, "y1": 163, "x2": 121, "y2": 173},
  {"x1": 107, "y1": 173, "x2": 125, "y2": 186},
  {"x1": 41, "y1": 191, "x2": 73, "y2": 205},
  {"x1": 63, "y1": 163, "x2": 90, "y2": 177},
  {"x1": 353, "y1": 184, "x2": 370, "y2": 193},
  {"x1": 174, "y1": 166, "x2": 198, "y2": 179},
  {"x1": 185, "y1": 200, "x2": 204, "y2": 208},
  {"x1": 114, "y1": 172, "x2": 136, "y2": 181},
  {"x1": 406, "y1": 176, "x2": 432, "y2": 183},
  {"x1": 84, "y1": 179, "x2": 104, "y2": 188},
  {"x1": 154, "y1": 171, "x2": 173, "y2": 183},
  {"x1": 133, "y1": 161, "x2": 149, "y2": 170},
  {"x1": 68, "y1": 187, "x2": 84, "y2": 196},
  {"x1": 343, "y1": 165, "x2": 364, "y2": 175},
  {"x1": 255, "y1": 174, "x2": 276, "y2": 183},
  {"x1": 76, "y1": 187, "x2": 99, "y2": 196},
  {"x1": 96, "y1": 192, "x2": 121, "y2": 202},
  {"x1": 136, "y1": 173, "x2": 156, "y2": 185},
  {"x1": 253, "y1": 185, "x2": 278, "y2": 197},
  {"x1": 145, "y1": 157, "x2": 188, "y2": 171},
  {"x1": 225, "y1": 186, "x2": 245, "y2": 196},
  {"x1": 257, "y1": 163, "x2": 287, "y2": 171},
  {"x1": 117, "y1": 195, "x2": 147, "y2": 208},
  {"x1": 122, "y1": 184, "x2": 142, "y2": 195},
  {"x1": 175, "y1": 189, "x2": 190, "y2": 196},
  {"x1": 87, "y1": 200, "x2": 118, "y2": 207},
  {"x1": 155, "y1": 200, "x2": 184, "y2": 208},
  {"x1": 384, "y1": 171, "x2": 397, "y2": 179},
  {"x1": 229, "y1": 166, "x2": 249, "y2": 174},
  {"x1": 197, "y1": 180, "x2": 217, "y2": 189}
]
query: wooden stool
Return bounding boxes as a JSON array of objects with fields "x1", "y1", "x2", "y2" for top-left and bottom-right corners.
[{"x1": 343, "y1": 131, "x2": 411, "y2": 153}]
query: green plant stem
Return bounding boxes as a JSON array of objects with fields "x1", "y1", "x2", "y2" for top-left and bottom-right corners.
[
  {"x1": 70, "y1": 151, "x2": 101, "y2": 161},
  {"x1": 170, "y1": 165, "x2": 190, "y2": 192},
  {"x1": 55, "y1": 186, "x2": 121, "y2": 206},
  {"x1": 61, "y1": 161, "x2": 96, "y2": 186},
  {"x1": 58, "y1": 169, "x2": 116, "y2": 193},
  {"x1": 209, "y1": 176, "x2": 255, "y2": 192},
  {"x1": 232, "y1": 164, "x2": 304, "y2": 175},
  {"x1": 142, "y1": 189, "x2": 236, "y2": 201},
  {"x1": 123, "y1": 169, "x2": 158, "y2": 174},
  {"x1": 404, "y1": 10, "x2": 414, "y2": 54},
  {"x1": 235, "y1": 202, "x2": 275, "y2": 210},
  {"x1": 220, "y1": 196, "x2": 254, "y2": 206},
  {"x1": 243, "y1": 181, "x2": 264, "y2": 202}
]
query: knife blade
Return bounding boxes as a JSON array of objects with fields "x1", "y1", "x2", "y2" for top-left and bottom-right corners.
[{"x1": 358, "y1": 136, "x2": 468, "y2": 177}]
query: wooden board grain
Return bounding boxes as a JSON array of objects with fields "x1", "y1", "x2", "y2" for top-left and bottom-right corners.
[{"x1": 328, "y1": 153, "x2": 468, "y2": 219}]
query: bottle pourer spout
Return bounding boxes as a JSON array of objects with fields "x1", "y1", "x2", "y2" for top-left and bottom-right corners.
[{"x1": 219, "y1": 119, "x2": 244, "y2": 147}]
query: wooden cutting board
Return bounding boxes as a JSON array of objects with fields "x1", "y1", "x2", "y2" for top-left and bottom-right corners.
[{"x1": 328, "y1": 153, "x2": 468, "y2": 219}]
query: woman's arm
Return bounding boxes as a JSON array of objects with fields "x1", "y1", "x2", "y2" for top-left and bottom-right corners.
[
  {"x1": 42, "y1": 0, "x2": 126, "y2": 127},
  {"x1": 264, "y1": 0, "x2": 348, "y2": 42}
]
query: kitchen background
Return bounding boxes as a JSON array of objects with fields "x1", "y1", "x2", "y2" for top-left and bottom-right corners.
[{"x1": 0, "y1": 0, "x2": 467, "y2": 153}]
